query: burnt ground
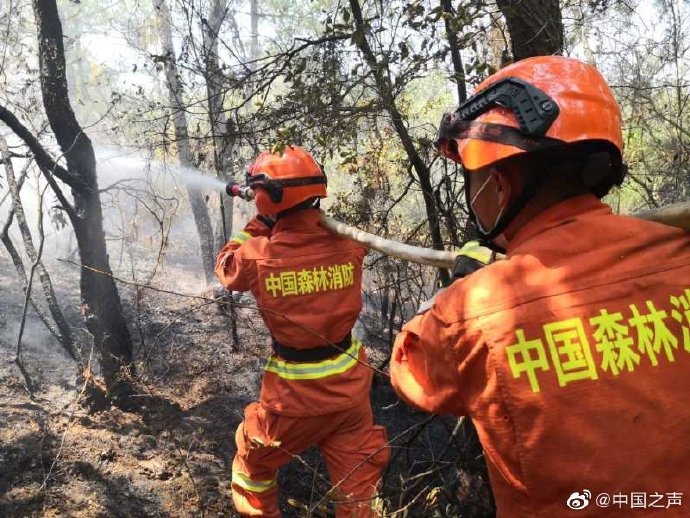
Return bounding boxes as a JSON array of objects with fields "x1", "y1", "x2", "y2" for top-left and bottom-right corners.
[{"x1": 0, "y1": 245, "x2": 494, "y2": 517}]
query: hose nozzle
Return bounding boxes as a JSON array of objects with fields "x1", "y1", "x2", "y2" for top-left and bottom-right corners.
[{"x1": 226, "y1": 182, "x2": 255, "y2": 200}]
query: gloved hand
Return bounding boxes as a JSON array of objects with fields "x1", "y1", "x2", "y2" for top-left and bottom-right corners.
[
  {"x1": 416, "y1": 241, "x2": 494, "y2": 314},
  {"x1": 451, "y1": 240, "x2": 494, "y2": 280}
]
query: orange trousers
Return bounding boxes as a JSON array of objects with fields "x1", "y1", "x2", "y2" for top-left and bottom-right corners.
[{"x1": 231, "y1": 400, "x2": 389, "y2": 517}]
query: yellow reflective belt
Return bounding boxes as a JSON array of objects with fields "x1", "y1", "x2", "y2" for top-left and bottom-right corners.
[
  {"x1": 232, "y1": 470, "x2": 277, "y2": 493},
  {"x1": 264, "y1": 339, "x2": 362, "y2": 380},
  {"x1": 231, "y1": 230, "x2": 252, "y2": 244}
]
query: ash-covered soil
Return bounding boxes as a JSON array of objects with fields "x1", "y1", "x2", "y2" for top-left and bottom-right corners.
[{"x1": 0, "y1": 247, "x2": 493, "y2": 517}]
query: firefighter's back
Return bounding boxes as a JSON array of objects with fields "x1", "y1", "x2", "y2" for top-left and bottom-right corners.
[
  {"x1": 458, "y1": 196, "x2": 690, "y2": 516},
  {"x1": 240, "y1": 208, "x2": 373, "y2": 417}
]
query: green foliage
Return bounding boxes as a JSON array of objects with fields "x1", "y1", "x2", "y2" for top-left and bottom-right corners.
[{"x1": 563, "y1": 0, "x2": 690, "y2": 211}]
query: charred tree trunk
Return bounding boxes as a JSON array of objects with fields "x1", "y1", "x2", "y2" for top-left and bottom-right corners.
[
  {"x1": 201, "y1": 0, "x2": 234, "y2": 243},
  {"x1": 440, "y1": 0, "x2": 467, "y2": 103},
  {"x1": 349, "y1": 0, "x2": 450, "y2": 285},
  {"x1": 31, "y1": 0, "x2": 133, "y2": 392},
  {"x1": 496, "y1": 0, "x2": 564, "y2": 61},
  {"x1": 153, "y1": 0, "x2": 216, "y2": 284}
]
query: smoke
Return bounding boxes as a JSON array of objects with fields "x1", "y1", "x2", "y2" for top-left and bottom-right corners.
[
  {"x1": 0, "y1": 254, "x2": 76, "y2": 389},
  {"x1": 0, "y1": 145, "x2": 243, "y2": 290},
  {"x1": 0, "y1": 146, "x2": 243, "y2": 386}
]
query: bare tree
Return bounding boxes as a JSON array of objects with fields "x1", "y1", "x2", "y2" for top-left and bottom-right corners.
[
  {"x1": 0, "y1": 136, "x2": 76, "y2": 361},
  {"x1": 153, "y1": 0, "x2": 216, "y2": 284},
  {"x1": 441, "y1": 0, "x2": 468, "y2": 103},
  {"x1": 251, "y1": 0, "x2": 260, "y2": 62},
  {"x1": 349, "y1": 0, "x2": 451, "y2": 285},
  {"x1": 201, "y1": 0, "x2": 234, "y2": 242},
  {"x1": 0, "y1": 0, "x2": 134, "y2": 394}
]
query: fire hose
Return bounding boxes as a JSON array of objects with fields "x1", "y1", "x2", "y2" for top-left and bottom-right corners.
[{"x1": 226, "y1": 182, "x2": 690, "y2": 269}]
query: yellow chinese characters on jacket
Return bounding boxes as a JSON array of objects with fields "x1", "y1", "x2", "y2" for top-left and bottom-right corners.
[
  {"x1": 214, "y1": 209, "x2": 372, "y2": 418},
  {"x1": 507, "y1": 293, "x2": 690, "y2": 393},
  {"x1": 264, "y1": 263, "x2": 356, "y2": 298}
]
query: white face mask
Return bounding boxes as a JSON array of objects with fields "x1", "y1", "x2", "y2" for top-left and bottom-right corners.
[{"x1": 470, "y1": 175, "x2": 505, "y2": 236}]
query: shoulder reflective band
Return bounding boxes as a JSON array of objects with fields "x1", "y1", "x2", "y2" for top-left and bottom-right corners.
[
  {"x1": 230, "y1": 230, "x2": 252, "y2": 244},
  {"x1": 247, "y1": 174, "x2": 327, "y2": 203},
  {"x1": 435, "y1": 119, "x2": 565, "y2": 156},
  {"x1": 455, "y1": 76, "x2": 560, "y2": 136},
  {"x1": 232, "y1": 471, "x2": 277, "y2": 493},
  {"x1": 264, "y1": 339, "x2": 363, "y2": 380}
]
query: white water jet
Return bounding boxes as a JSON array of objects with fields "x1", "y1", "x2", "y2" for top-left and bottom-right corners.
[
  {"x1": 94, "y1": 147, "x2": 228, "y2": 193},
  {"x1": 174, "y1": 165, "x2": 228, "y2": 192}
]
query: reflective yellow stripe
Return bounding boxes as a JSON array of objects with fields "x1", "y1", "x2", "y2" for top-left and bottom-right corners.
[
  {"x1": 455, "y1": 240, "x2": 493, "y2": 264},
  {"x1": 232, "y1": 470, "x2": 277, "y2": 493},
  {"x1": 264, "y1": 339, "x2": 363, "y2": 380},
  {"x1": 231, "y1": 230, "x2": 252, "y2": 244}
]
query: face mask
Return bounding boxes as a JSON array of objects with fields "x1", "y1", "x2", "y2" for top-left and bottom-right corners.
[{"x1": 469, "y1": 174, "x2": 506, "y2": 236}]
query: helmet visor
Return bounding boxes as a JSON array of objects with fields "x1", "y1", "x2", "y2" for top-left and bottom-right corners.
[
  {"x1": 246, "y1": 172, "x2": 327, "y2": 203},
  {"x1": 435, "y1": 76, "x2": 564, "y2": 171},
  {"x1": 435, "y1": 117, "x2": 565, "y2": 171}
]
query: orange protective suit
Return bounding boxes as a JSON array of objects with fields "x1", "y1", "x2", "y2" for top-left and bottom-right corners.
[
  {"x1": 391, "y1": 195, "x2": 690, "y2": 517},
  {"x1": 215, "y1": 209, "x2": 389, "y2": 517}
]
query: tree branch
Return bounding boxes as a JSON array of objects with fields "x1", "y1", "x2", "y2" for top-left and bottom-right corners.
[
  {"x1": 349, "y1": 0, "x2": 450, "y2": 284},
  {"x1": 441, "y1": 0, "x2": 467, "y2": 103},
  {"x1": 0, "y1": 103, "x2": 74, "y2": 187}
]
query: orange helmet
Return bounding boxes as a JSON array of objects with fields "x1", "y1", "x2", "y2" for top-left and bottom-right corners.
[
  {"x1": 246, "y1": 146, "x2": 327, "y2": 215},
  {"x1": 436, "y1": 56, "x2": 624, "y2": 174}
]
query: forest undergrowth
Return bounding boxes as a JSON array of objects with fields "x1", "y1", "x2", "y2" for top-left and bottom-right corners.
[{"x1": 0, "y1": 245, "x2": 493, "y2": 517}]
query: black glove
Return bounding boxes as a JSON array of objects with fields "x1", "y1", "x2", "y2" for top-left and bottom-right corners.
[
  {"x1": 452, "y1": 241, "x2": 494, "y2": 280},
  {"x1": 417, "y1": 241, "x2": 494, "y2": 314}
]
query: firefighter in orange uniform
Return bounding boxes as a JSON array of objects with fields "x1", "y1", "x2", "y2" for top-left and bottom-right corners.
[
  {"x1": 391, "y1": 56, "x2": 690, "y2": 516},
  {"x1": 215, "y1": 146, "x2": 389, "y2": 517}
]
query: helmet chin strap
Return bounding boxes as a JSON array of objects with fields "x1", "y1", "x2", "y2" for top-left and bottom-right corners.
[{"x1": 276, "y1": 197, "x2": 321, "y2": 220}]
